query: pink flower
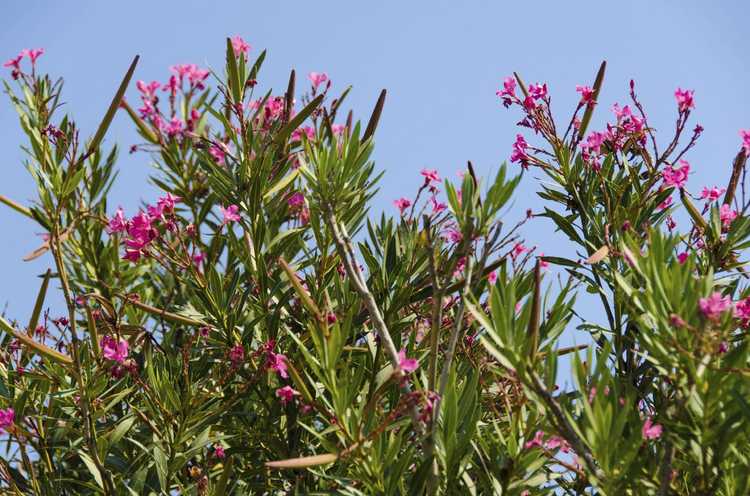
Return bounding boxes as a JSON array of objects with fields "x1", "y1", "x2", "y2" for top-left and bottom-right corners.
[
  {"x1": 528, "y1": 82, "x2": 548, "y2": 100},
  {"x1": 107, "y1": 207, "x2": 128, "y2": 234},
  {"x1": 661, "y1": 160, "x2": 690, "y2": 189},
  {"x1": 674, "y1": 87, "x2": 695, "y2": 113},
  {"x1": 398, "y1": 349, "x2": 419, "y2": 374},
  {"x1": 230, "y1": 36, "x2": 251, "y2": 57},
  {"x1": 510, "y1": 134, "x2": 530, "y2": 168},
  {"x1": 741, "y1": 129, "x2": 750, "y2": 156},
  {"x1": 545, "y1": 436, "x2": 571, "y2": 453},
  {"x1": 165, "y1": 117, "x2": 183, "y2": 137},
  {"x1": 642, "y1": 417, "x2": 662, "y2": 440},
  {"x1": 229, "y1": 344, "x2": 245, "y2": 366},
  {"x1": 220, "y1": 205, "x2": 241, "y2": 225},
  {"x1": 511, "y1": 242, "x2": 527, "y2": 261},
  {"x1": 524, "y1": 430, "x2": 544, "y2": 450},
  {"x1": 21, "y1": 48, "x2": 44, "y2": 65},
  {"x1": 735, "y1": 298, "x2": 750, "y2": 325},
  {"x1": 576, "y1": 85, "x2": 594, "y2": 104},
  {"x1": 157, "y1": 193, "x2": 181, "y2": 213},
  {"x1": 677, "y1": 252, "x2": 688, "y2": 264},
  {"x1": 287, "y1": 192, "x2": 305, "y2": 211},
  {"x1": 137, "y1": 80, "x2": 161, "y2": 100},
  {"x1": 538, "y1": 253, "x2": 549, "y2": 269},
  {"x1": 308, "y1": 72, "x2": 329, "y2": 90},
  {"x1": 720, "y1": 204, "x2": 738, "y2": 228},
  {"x1": 3, "y1": 53, "x2": 22, "y2": 70},
  {"x1": 209, "y1": 143, "x2": 227, "y2": 164},
  {"x1": 699, "y1": 292, "x2": 732, "y2": 320},
  {"x1": 192, "y1": 252, "x2": 206, "y2": 268},
  {"x1": 487, "y1": 271, "x2": 497, "y2": 285},
  {"x1": 266, "y1": 352, "x2": 289, "y2": 379},
  {"x1": 393, "y1": 198, "x2": 412, "y2": 215},
  {"x1": 213, "y1": 444, "x2": 226, "y2": 459},
  {"x1": 496, "y1": 76, "x2": 516, "y2": 98},
  {"x1": 420, "y1": 168, "x2": 440, "y2": 184},
  {"x1": 100, "y1": 335, "x2": 129, "y2": 363},
  {"x1": 430, "y1": 196, "x2": 447, "y2": 214},
  {"x1": 0, "y1": 408, "x2": 15, "y2": 432},
  {"x1": 331, "y1": 124, "x2": 346, "y2": 136},
  {"x1": 276, "y1": 385, "x2": 299, "y2": 405},
  {"x1": 700, "y1": 186, "x2": 726, "y2": 203},
  {"x1": 443, "y1": 227, "x2": 462, "y2": 243},
  {"x1": 291, "y1": 126, "x2": 315, "y2": 142},
  {"x1": 658, "y1": 196, "x2": 673, "y2": 211}
]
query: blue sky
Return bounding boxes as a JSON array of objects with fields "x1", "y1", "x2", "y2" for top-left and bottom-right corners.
[{"x1": 1, "y1": 1, "x2": 748, "y2": 342}]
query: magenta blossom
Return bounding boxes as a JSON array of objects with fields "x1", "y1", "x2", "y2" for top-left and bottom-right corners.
[
  {"x1": 524, "y1": 430, "x2": 545, "y2": 450},
  {"x1": 276, "y1": 385, "x2": 299, "y2": 405},
  {"x1": 576, "y1": 84, "x2": 594, "y2": 104},
  {"x1": 397, "y1": 349, "x2": 419, "y2": 374},
  {"x1": 100, "y1": 335, "x2": 129, "y2": 363},
  {"x1": 674, "y1": 87, "x2": 695, "y2": 113},
  {"x1": 661, "y1": 160, "x2": 690, "y2": 189},
  {"x1": 510, "y1": 134, "x2": 530, "y2": 168},
  {"x1": 230, "y1": 36, "x2": 251, "y2": 57},
  {"x1": 528, "y1": 82, "x2": 548, "y2": 100},
  {"x1": 393, "y1": 198, "x2": 412, "y2": 215},
  {"x1": 720, "y1": 204, "x2": 738, "y2": 228},
  {"x1": 220, "y1": 205, "x2": 241, "y2": 225},
  {"x1": 699, "y1": 292, "x2": 733, "y2": 320},
  {"x1": 213, "y1": 443, "x2": 226, "y2": 459},
  {"x1": 642, "y1": 417, "x2": 662, "y2": 440},
  {"x1": 287, "y1": 192, "x2": 305, "y2": 211},
  {"x1": 511, "y1": 242, "x2": 527, "y2": 261},
  {"x1": 229, "y1": 345, "x2": 245, "y2": 366},
  {"x1": 487, "y1": 271, "x2": 498, "y2": 285},
  {"x1": 3, "y1": 53, "x2": 23, "y2": 70},
  {"x1": 107, "y1": 207, "x2": 128, "y2": 234},
  {"x1": 430, "y1": 196, "x2": 447, "y2": 214},
  {"x1": 0, "y1": 408, "x2": 14, "y2": 432},
  {"x1": 677, "y1": 252, "x2": 689, "y2": 264},
  {"x1": 21, "y1": 48, "x2": 44, "y2": 65},
  {"x1": 496, "y1": 76, "x2": 516, "y2": 98},
  {"x1": 307, "y1": 72, "x2": 329, "y2": 90},
  {"x1": 741, "y1": 129, "x2": 750, "y2": 156},
  {"x1": 735, "y1": 297, "x2": 750, "y2": 326},
  {"x1": 266, "y1": 352, "x2": 289, "y2": 379},
  {"x1": 700, "y1": 186, "x2": 726, "y2": 203},
  {"x1": 420, "y1": 168, "x2": 440, "y2": 184}
]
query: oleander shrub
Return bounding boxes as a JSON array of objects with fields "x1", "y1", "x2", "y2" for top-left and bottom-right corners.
[{"x1": 1, "y1": 38, "x2": 750, "y2": 495}]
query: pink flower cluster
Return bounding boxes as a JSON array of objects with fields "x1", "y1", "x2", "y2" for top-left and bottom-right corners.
[
  {"x1": 674, "y1": 88, "x2": 695, "y2": 113},
  {"x1": 230, "y1": 36, "x2": 251, "y2": 58},
  {"x1": 720, "y1": 203, "x2": 738, "y2": 229},
  {"x1": 133, "y1": 63, "x2": 208, "y2": 137},
  {"x1": 308, "y1": 72, "x2": 329, "y2": 91},
  {"x1": 642, "y1": 417, "x2": 662, "y2": 440},
  {"x1": 3, "y1": 48, "x2": 44, "y2": 79},
  {"x1": 510, "y1": 134, "x2": 530, "y2": 169},
  {"x1": 700, "y1": 186, "x2": 726, "y2": 203},
  {"x1": 661, "y1": 160, "x2": 690, "y2": 190},
  {"x1": 699, "y1": 292, "x2": 732, "y2": 320},
  {"x1": 0, "y1": 408, "x2": 14, "y2": 433},
  {"x1": 524, "y1": 430, "x2": 571, "y2": 453},
  {"x1": 107, "y1": 194, "x2": 182, "y2": 262}
]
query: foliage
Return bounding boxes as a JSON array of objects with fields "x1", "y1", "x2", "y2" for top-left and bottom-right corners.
[{"x1": 0, "y1": 40, "x2": 749, "y2": 495}]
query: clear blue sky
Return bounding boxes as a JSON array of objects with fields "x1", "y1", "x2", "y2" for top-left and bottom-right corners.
[{"x1": 1, "y1": 1, "x2": 748, "y2": 338}]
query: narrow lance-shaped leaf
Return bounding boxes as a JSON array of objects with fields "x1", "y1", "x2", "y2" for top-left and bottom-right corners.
[
  {"x1": 27, "y1": 268, "x2": 52, "y2": 336},
  {"x1": 82, "y1": 55, "x2": 140, "y2": 164},
  {"x1": 362, "y1": 89, "x2": 386, "y2": 142},
  {"x1": 577, "y1": 60, "x2": 607, "y2": 140}
]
